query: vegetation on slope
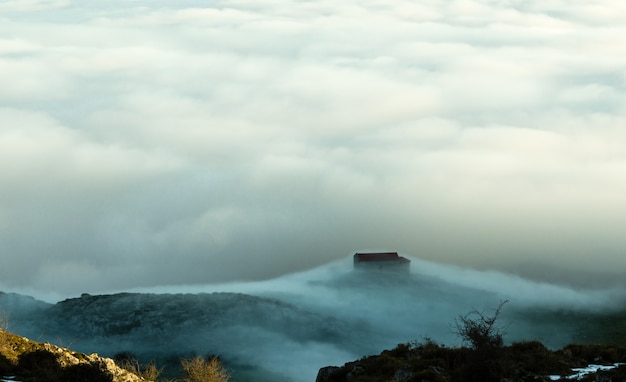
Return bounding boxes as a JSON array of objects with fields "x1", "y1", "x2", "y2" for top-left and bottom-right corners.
[
  {"x1": 317, "y1": 301, "x2": 626, "y2": 382},
  {"x1": 317, "y1": 340, "x2": 626, "y2": 382},
  {"x1": 0, "y1": 326, "x2": 231, "y2": 382},
  {"x1": 0, "y1": 327, "x2": 146, "y2": 382}
]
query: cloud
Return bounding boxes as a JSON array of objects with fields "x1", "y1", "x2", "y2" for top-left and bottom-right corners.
[
  {"x1": 1, "y1": 0, "x2": 626, "y2": 296},
  {"x1": 0, "y1": 0, "x2": 71, "y2": 13}
]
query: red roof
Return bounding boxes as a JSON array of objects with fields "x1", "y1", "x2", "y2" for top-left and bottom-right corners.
[{"x1": 354, "y1": 252, "x2": 410, "y2": 263}]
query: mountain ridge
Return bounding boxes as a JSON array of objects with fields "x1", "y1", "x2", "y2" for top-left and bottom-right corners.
[{"x1": 2, "y1": 259, "x2": 626, "y2": 382}]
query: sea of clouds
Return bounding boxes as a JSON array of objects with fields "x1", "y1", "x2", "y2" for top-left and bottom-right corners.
[{"x1": 1, "y1": 0, "x2": 626, "y2": 298}]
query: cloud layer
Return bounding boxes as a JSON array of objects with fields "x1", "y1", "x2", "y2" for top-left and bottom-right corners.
[{"x1": 1, "y1": 0, "x2": 626, "y2": 295}]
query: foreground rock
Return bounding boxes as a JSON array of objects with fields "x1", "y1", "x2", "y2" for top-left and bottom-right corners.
[
  {"x1": 316, "y1": 340, "x2": 626, "y2": 382},
  {"x1": 0, "y1": 328, "x2": 148, "y2": 382}
]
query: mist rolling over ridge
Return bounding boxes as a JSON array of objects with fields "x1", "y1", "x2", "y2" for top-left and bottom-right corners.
[{"x1": 3, "y1": 257, "x2": 625, "y2": 382}]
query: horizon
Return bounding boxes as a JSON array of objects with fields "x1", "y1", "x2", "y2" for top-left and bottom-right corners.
[
  {"x1": 1, "y1": 0, "x2": 626, "y2": 297},
  {"x1": 3, "y1": 255, "x2": 625, "y2": 310}
]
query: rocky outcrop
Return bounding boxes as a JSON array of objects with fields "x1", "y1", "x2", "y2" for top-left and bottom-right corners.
[
  {"x1": 316, "y1": 366, "x2": 340, "y2": 382},
  {"x1": 0, "y1": 329, "x2": 149, "y2": 382},
  {"x1": 39, "y1": 342, "x2": 147, "y2": 382}
]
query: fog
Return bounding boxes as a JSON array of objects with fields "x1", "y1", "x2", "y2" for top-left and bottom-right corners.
[
  {"x1": 3, "y1": 257, "x2": 625, "y2": 382},
  {"x1": 118, "y1": 258, "x2": 626, "y2": 381},
  {"x1": 127, "y1": 255, "x2": 626, "y2": 381},
  {"x1": 1, "y1": 0, "x2": 626, "y2": 297}
]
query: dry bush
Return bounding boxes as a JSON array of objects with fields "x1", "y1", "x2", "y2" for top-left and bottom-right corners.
[
  {"x1": 120, "y1": 358, "x2": 163, "y2": 381},
  {"x1": 453, "y1": 300, "x2": 509, "y2": 382},
  {"x1": 454, "y1": 300, "x2": 508, "y2": 351},
  {"x1": 181, "y1": 356, "x2": 229, "y2": 382}
]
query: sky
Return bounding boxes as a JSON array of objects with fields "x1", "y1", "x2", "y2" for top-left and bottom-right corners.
[{"x1": 1, "y1": 0, "x2": 626, "y2": 297}]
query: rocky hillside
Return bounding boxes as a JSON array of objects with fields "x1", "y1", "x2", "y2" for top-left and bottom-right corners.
[
  {"x1": 1, "y1": 291, "x2": 358, "y2": 382},
  {"x1": 316, "y1": 340, "x2": 626, "y2": 382},
  {"x1": 2, "y1": 291, "x2": 353, "y2": 348},
  {"x1": 0, "y1": 328, "x2": 148, "y2": 382}
]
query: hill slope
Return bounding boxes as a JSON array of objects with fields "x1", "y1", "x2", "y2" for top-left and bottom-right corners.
[
  {"x1": 0, "y1": 328, "x2": 148, "y2": 382},
  {"x1": 316, "y1": 340, "x2": 626, "y2": 382}
]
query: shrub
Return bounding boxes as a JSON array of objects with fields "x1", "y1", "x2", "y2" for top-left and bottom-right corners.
[
  {"x1": 507, "y1": 340, "x2": 570, "y2": 375},
  {"x1": 119, "y1": 357, "x2": 163, "y2": 381},
  {"x1": 559, "y1": 343, "x2": 626, "y2": 365},
  {"x1": 181, "y1": 356, "x2": 230, "y2": 382},
  {"x1": 385, "y1": 342, "x2": 412, "y2": 359},
  {"x1": 453, "y1": 300, "x2": 508, "y2": 352},
  {"x1": 453, "y1": 301, "x2": 509, "y2": 382}
]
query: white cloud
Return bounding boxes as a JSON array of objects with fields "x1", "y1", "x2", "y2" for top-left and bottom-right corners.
[
  {"x1": 1, "y1": 0, "x2": 626, "y2": 295},
  {"x1": 0, "y1": 0, "x2": 71, "y2": 13}
]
